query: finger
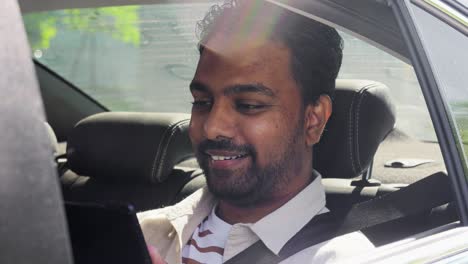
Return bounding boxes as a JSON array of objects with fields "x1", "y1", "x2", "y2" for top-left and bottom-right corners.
[{"x1": 147, "y1": 244, "x2": 167, "y2": 264}]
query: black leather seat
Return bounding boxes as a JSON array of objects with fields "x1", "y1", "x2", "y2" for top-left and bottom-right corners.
[
  {"x1": 315, "y1": 79, "x2": 395, "y2": 179},
  {"x1": 316, "y1": 79, "x2": 397, "y2": 210},
  {"x1": 61, "y1": 112, "x2": 202, "y2": 211}
]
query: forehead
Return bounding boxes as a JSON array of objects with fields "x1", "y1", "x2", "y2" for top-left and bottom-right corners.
[{"x1": 194, "y1": 35, "x2": 297, "y2": 94}]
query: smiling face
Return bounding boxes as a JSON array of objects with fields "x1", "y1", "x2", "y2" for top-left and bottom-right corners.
[{"x1": 189, "y1": 36, "x2": 327, "y2": 206}]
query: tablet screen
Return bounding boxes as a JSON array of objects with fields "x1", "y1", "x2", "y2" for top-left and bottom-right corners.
[{"x1": 65, "y1": 202, "x2": 152, "y2": 264}]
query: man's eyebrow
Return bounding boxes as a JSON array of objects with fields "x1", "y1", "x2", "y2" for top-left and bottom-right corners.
[
  {"x1": 224, "y1": 84, "x2": 275, "y2": 97},
  {"x1": 189, "y1": 81, "x2": 209, "y2": 93}
]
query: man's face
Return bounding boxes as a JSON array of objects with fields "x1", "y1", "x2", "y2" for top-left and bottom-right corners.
[{"x1": 189, "y1": 36, "x2": 310, "y2": 205}]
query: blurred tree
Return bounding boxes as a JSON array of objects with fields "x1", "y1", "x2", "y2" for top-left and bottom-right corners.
[
  {"x1": 23, "y1": 6, "x2": 141, "y2": 50},
  {"x1": 24, "y1": 13, "x2": 58, "y2": 50}
]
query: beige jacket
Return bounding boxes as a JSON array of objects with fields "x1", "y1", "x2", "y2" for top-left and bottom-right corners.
[{"x1": 138, "y1": 186, "x2": 216, "y2": 264}]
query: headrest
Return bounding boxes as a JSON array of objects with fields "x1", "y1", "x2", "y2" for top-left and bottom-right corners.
[
  {"x1": 67, "y1": 112, "x2": 192, "y2": 183},
  {"x1": 45, "y1": 122, "x2": 59, "y2": 155},
  {"x1": 314, "y1": 80, "x2": 396, "y2": 179}
]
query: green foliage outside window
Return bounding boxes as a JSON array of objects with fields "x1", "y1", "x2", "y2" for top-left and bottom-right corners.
[{"x1": 24, "y1": 6, "x2": 141, "y2": 50}]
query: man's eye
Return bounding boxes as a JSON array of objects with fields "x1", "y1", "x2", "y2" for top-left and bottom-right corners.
[
  {"x1": 236, "y1": 103, "x2": 268, "y2": 112},
  {"x1": 191, "y1": 100, "x2": 212, "y2": 109}
]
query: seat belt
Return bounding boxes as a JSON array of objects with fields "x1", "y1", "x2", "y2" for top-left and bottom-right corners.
[{"x1": 224, "y1": 172, "x2": 453, "y2": 264}]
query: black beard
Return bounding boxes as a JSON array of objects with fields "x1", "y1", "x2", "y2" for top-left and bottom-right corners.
[
  {"x1": 195, "y1": 127, "x2": 303, "y2": 207},
  {"x1": 207, "y1": 156, "x2": 291, "y2": 207}
]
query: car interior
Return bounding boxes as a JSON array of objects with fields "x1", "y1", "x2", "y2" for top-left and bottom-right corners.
[
  {"x1": 50, "y1": 75, "x2": 456, "y2": 244},
  {"x1": 14, "y1": 0, "x2": 462, "y2": 260},
  {"x1": 58, "y1": 78, "x2": 398, "y2": 211}
]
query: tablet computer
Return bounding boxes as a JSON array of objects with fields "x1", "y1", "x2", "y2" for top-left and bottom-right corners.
[{"x1": 65, "y1": 202, "x2": 152, "y2": 264}]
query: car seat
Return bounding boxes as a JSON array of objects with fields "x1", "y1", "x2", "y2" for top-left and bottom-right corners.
[{"x1": 61, "y1": 112, "x2": 202, "y2": 210}]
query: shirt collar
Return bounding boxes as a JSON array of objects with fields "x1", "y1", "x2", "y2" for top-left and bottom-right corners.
[{"x1": 250, "y1": 170, "x2": 327, "y2": 255}]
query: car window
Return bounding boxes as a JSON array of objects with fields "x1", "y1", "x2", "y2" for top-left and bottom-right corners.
[
  {"x1": 23, "y1": 3, "x2": 219, "y2": 112},
  {"x1": 409, "y1": 3, "x2": 468, "y2": 171}
]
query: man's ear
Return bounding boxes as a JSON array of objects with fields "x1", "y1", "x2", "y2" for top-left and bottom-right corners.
[{"x1": 304, "y1": 95, "x2": 332, "y2": 146}]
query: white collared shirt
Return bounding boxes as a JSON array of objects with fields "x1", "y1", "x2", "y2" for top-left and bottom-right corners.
[
  {"x1": 218, "y1": 171, "x2": 374, "y2": 263},
  {"x1": 138, "y1": 171, "x2": 375, "y2": 264},
  {"x1": 181, "y1": 207, "x2": 232, "y2": 263}
]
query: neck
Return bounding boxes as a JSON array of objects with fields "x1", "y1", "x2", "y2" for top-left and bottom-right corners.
[{"x1": 216, "y1": 172, "x2": 315, "y2": 224}]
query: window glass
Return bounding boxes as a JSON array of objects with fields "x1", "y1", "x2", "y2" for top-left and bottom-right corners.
[
  {"x1": 23, "y1": 3, "x2": 219, "y2": 112},
  {"x1": 410, "y1": 4, "x2": 468, "y2": 170}
]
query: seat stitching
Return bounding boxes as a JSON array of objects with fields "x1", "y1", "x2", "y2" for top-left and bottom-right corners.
[
  {"x1": 150, "y1": 119, "x2": 183, "y2": 182},
  {"x1": 155, "y1": 119, "x2": 190, "y2": 182},
  {"x1": 354, "y1": 84, "x2": 378, "y2": 173},
  {"x1": 348, "y1": 91, "x2": 358, "y2": 175},
  {"x1": 355, "y1": 91, "x2": 367, "y2": 172},
  {"x1": 151, "y1": 119, "x2": 188, "y2": 182},
  {"x1": 157, "y1": 120, "x2": 189, "y2": 180}
]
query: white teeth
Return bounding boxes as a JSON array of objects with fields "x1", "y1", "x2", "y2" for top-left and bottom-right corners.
[{"x1": 211, "y1": 155, "x2": 245, "y2": 161}]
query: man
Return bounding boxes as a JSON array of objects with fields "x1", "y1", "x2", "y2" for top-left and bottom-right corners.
[{"x1": 138, "y1": 0, "x2": 374, "y2": 263}]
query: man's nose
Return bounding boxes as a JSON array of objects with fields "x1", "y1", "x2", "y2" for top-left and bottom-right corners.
[{"x1": 203, "y1": 101, "x2": 236, "y2": 140}]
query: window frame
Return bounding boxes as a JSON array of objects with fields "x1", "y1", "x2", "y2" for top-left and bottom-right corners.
[{"x1": 411, "y1": 0, "x2": 468, "y2": 37}]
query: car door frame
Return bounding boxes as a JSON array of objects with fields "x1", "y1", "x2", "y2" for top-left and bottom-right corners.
[
  {"x1": 347, "y1": 0, "x2": 468, "y2": 262},
  {"x1": 391, "y1": 0, "x2": 468, "y2": 224}
]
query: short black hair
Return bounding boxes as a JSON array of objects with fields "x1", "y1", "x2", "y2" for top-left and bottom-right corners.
[{"x1": 196, "y1": 0, "x2": 344, "y2": 105}]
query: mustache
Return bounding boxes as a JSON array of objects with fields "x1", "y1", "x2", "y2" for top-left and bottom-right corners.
[{"x1": 197, "y1": 139, "x2": 255, "y2": 156}]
